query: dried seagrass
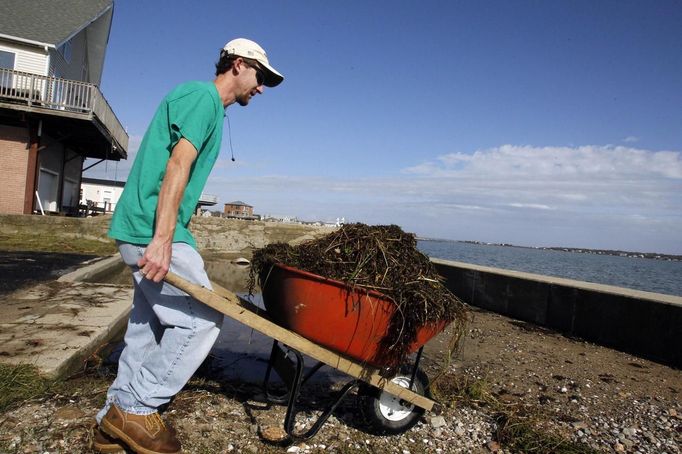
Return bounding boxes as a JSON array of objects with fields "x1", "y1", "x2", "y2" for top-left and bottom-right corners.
[{"x1": 249, "y1": 223, "x2": 468, "y2": 367}]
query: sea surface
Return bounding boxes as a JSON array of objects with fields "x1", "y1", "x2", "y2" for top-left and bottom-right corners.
[{"x1": 417, "y1": 240, "x2": 682, "y2": 297}]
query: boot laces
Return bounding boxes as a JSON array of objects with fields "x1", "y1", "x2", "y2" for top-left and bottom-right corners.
[{"x1": 145, "y1": 412, "x2": 166, "y2": 433}]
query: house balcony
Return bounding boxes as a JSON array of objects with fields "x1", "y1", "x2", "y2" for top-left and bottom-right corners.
[
  {"x1": 198, "y1": 193, "x2": 218, "y2": 206},
  {"x1": 0, "y1": 67, "x2": 128, "y2": 160}
]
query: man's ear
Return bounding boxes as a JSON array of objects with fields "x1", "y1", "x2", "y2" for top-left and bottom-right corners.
[{"x1": 232, "y1": 57, "x2": 244, "y2": 75}]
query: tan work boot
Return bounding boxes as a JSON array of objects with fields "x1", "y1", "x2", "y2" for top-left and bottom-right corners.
[
  {"x1": 100, "y1": 404, "x2": 181, "y2": 454},
  {"x1": 91, "y1": 423, "x2": 126, "y2": 453}
]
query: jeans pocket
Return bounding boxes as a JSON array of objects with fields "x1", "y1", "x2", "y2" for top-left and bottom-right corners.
[{"x1": 117, "y1": 241, "x2": 145, "y2": 268}]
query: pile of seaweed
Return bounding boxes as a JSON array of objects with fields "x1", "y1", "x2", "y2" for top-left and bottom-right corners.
[{"x1": 249, "y1": 223, "x2": 468, "y2": 367}]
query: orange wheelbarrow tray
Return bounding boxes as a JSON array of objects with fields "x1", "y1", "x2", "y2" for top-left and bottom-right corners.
[
  {"x1": 260, "y1": 263, "x2": 447, "y2": 367},
  {"x1": 164, "y1": 265, "x2": 447, "y2": 441}
]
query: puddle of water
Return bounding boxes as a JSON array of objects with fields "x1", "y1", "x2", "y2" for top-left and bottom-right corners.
[{"x1": 207, "y1": 293, "x2": 347, "y2": 384}]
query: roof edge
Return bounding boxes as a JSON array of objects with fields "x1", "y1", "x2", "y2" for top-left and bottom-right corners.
[
  {"x1": 54, "y1": 2, "x2": 113, "y2": 48},
  {"x1": 0, "y1": 33, "x2": 54, "y2": 49}
]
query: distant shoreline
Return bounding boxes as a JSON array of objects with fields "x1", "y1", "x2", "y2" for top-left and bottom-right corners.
[{"x1": 416, "y1": 238, "x2": 682, "y2": 262}]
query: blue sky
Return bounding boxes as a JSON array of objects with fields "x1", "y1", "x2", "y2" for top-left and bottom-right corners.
[{"x1": 84, "y1": 0, "x2": 682, "y2": 254}]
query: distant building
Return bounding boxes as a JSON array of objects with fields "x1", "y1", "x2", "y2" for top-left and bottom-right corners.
[
  {"x1": 80, "y1": 177, "x2": 125, "y2": 213},
  {"x1": 263, "y1": 214, "x2": 299, "y2": 224},
  {"x1": 0, "y1": 0, "x2": 128, "y2": 215},
  {"x1": 223, "y1": 200, "x2": 254, "y2": 219},
  {"x1": 196, "y1": 193, "x2": 217, "y2": 215}
]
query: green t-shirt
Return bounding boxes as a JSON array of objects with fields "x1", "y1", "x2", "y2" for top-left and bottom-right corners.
[{"x1": 108, "y1": 81, "x2": 224, "y2": 249}]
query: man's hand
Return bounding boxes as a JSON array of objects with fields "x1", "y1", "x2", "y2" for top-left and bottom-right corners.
[{"x1": 138, "y1": 238, "x2": 172, "y2": 283}]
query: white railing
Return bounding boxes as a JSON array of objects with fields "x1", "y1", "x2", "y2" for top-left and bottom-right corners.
[{"x1": 0, "y1": 67, "x2": 128, "y2": 152}]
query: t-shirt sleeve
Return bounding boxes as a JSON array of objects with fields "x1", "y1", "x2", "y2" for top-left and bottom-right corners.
[{"x1": 168, "y1": 90, "x2": 215, "y2": 153}]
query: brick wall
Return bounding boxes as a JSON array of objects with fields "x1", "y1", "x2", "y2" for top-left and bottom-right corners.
[
  {"x1": 223, "y1": 203, "x2": 253, "y2": 217},
  {"x1": 0, "y1": 125, "x2": 29, "y2": 214}
]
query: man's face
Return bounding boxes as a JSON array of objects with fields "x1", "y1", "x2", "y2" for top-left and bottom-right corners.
[{"x1": 236, "y1": 60, "x2": 265, "y2": 106}]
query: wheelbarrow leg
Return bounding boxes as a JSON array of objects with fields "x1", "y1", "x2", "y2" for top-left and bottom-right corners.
[
  {"x1": 262, "y1": 340, "x2": 360, "y2": 440},
  {"x1": 263, "y1": 340, "x2": 300, "y2": 404},
  {"x1": 409, "y1": 346, "x2": 425, "y2": 389}
]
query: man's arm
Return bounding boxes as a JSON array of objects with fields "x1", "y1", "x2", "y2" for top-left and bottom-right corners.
[{"x1": 138, "y1": 138, "x2": 198, "y2": 283}]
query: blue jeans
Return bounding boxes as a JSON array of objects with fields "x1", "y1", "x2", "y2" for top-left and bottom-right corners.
[{"x1": 96, "y1": 242, "x2": 224, "y2": 422}]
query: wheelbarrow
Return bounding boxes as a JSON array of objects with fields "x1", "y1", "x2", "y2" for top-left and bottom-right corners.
[{"x1": 164, "y1": 263, "x2": 447, "y2": 441}]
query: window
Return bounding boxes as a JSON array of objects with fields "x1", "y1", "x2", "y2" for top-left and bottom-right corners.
[
  {"x1": 0, "y1": 50, "x2": 15, "y2": 90},
  {"x1": 0, "y1": 50, "x2": 15, "y2": 69}
]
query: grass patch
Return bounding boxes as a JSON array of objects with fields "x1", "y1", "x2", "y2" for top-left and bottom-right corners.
[
  {"x1": 0, "y1": 353, "x2": 117, "y2": 415},
  {"x1": 0, "y1": 232, "x2": 116, "y2": 255},
  {"x1": 494, "y1": 413, "x2": 596, "y2": 454},
  {"x1": 0, "y1": 364, "x2": 52, "y2": 412},
  {"x1": 431, "y1": 373, "x2": 598, "y2": 454}
]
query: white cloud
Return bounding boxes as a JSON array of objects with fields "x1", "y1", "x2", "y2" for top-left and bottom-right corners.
[
  {"x1": 404, "y1": 144, "x2": 682, "y2": 179},
  {"x1": 204, "y1": 144, "x2": 681, "y2": 253},
  {"x1": 623, "y1": 136, "x2": 639, "y2": 143},
  {"x1": 509, "y1": 203, "x2": 553, "y2": 210}
]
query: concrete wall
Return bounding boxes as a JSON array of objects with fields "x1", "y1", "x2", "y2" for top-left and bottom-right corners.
[{"x1": 432, "y1": 258, "x2": 682, "y2": 368}]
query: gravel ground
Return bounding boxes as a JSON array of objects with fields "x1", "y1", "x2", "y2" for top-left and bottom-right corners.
[{"x1": 0, "y1": 307, "x2": 679, "y2": 453}]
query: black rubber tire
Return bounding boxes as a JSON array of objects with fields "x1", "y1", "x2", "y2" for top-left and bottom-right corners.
[{"x1": 357, "y1": 366, "x2": 431, "y2": 435}]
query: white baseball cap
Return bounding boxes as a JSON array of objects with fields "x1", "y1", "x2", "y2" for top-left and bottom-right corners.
[{"x1": 222, "y1": 38, "x2": 284, "y2": 87}]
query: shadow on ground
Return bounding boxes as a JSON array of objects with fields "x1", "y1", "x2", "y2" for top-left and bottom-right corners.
[{"x1": 0, "y1": 250, "x2": 97, "y2": 297}]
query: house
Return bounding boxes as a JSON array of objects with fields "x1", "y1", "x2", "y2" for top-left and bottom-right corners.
[
  {"x1": 0, "y1": 0, "x2": 128, "y2": 215},
  {"x1": 224, "y1": 201, "x2": 255, "y2": 219},
  {"x1": 80, "y1": 176, "x2": 124, "y2": 214}
]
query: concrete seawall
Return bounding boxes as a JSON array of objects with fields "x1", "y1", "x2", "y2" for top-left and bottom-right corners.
[{"x1": 432, "y1": 258, "x2": 682, "y2": 368}]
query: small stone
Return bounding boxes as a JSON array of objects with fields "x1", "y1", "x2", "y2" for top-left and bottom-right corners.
[
  {"x1": 560, "y1": 387, "x2": 568, "y2": 393},
  {"x1": 430, "y1": 416, "x2": 447, "y2": 428},
  {"x1": 53, "y1": 406, "x2": 85, "y2": 421},
  {"x1": 286, "y1": 447, "x2": 301, "y2": 453},
  {"x1": 260, "y1": 426, "x2": 287, "y2": 442},
  {"x1": 455, "y1": 427, "x2": 466, "y2": 436},
  {"x1": 623, "y1": 427, "x2": 637, "y2": 436},
  {"x1": 614, "y1": 442, "x2": 626, "y2": 453},
  {"x1": 487, "y1": 441, "x2": 501, "y2": 452},
  {"x1": 669, "y1": 408, "x2": 678, "y2": 417},
  {"x1": 572, "y1": 421, "x2": 588, "y2": 430}
]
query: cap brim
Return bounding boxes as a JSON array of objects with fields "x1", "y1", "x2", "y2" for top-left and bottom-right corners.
[{"x1": 260, "y1": 62, "x2": 284, "y2": 87}]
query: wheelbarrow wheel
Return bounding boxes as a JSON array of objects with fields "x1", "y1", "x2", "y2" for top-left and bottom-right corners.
[{"x1": 357, "y1": 365, "x2": 430, "y2": 435}]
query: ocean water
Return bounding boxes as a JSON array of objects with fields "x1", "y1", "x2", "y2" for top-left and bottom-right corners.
[{"x1": 417, "y1": 240, "x2": 682, "y2": 297}]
